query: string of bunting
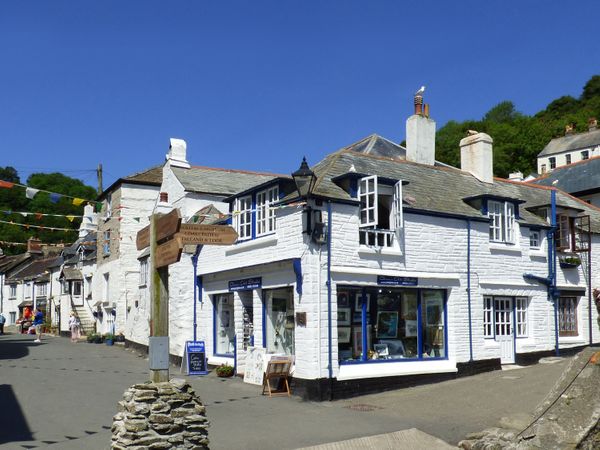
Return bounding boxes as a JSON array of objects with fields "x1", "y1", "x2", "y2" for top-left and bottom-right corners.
[
  {"x1": 0, "y1": 179, "x2": 99, "y2": 208},
  {"x1": 0, "y1": 219, "x2": 78, "y2": 232},
  {"x1": 1, "y1": 210, "x2": 83, "y2": 222}
]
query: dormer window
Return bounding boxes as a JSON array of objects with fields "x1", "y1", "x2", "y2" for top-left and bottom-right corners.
[
  {"x1": 256, "y1": 186, "x2": 278, "y2": 237},
  {"x1": 358, "y1": 175, "x2": 403, "y2": 248},
  {"x1": 488, "y1": 200, "x2": 515, "y2": 244},
  {"x1": 234, "y1": 196, "x2": 252, "y2": 241}
]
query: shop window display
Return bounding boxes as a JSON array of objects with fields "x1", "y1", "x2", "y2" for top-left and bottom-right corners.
[
  {"x1": 214, "y1": 294, "x2": 235, "y2": 355},
  {"x1": 265, "y1": 288, "x2": 295, "y2": 355},
  {"x1": 337, "y1": 287, "x2": 446, "y2": 363}
]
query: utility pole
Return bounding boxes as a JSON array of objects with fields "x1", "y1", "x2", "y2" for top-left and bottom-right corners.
[{"x1": 97, "y1": 164, "x2": 103, "y2": 195}]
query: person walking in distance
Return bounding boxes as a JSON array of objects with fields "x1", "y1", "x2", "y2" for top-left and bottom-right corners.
[
  {"x1": 33, "y1": 307, "x2": 44, "y2": 343},
  {"x1": 68, "y1": 312, "x2": 81, "y2": 343},
  {"x1": 0, "y1": 312, "x2": 6, "y2": 335}
]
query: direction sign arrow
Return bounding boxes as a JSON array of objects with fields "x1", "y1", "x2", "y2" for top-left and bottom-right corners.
[
  {"x1": 156, "y1": 209, "x2": 182, "y2": 243},
  {"x1": 177, "y1": 224, "x2": 238, "y2": 245},
  {"x1": 136, "y1": 225, "x2": 150, "y2": 251},
  {"x1": 155, "y1": 237, "x2": 183, "y2": 269}
]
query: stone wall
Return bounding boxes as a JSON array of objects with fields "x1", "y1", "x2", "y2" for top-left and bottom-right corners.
[{"x1": 112, "y1": 378, "x2": 209, "y2": 449}]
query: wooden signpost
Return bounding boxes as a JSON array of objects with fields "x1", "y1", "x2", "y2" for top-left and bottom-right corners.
[{"x1": 136, "y1": 207, "x2": 238, "y2": 382}]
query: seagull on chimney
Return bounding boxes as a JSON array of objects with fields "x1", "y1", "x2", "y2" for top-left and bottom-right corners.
[
  {"x1": 467, "y1": 130, "x2": 478, "y2": 136},
  {"x1": 415, "y1": 85, "x2": 425, "y2": 96}
]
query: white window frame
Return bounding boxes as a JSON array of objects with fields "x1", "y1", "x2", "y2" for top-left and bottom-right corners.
[
  {"x1": 9, "y1": 284, "x2": 16, "y2": 299},
  {"x1": 559, "y1": 296, "x2": 578, "y2": 337},
  {"x1": 61, "y1": 280, "x2": 69, "y2": 294},
  {"x1": 483, "y1": 296, "x2": 494, "y2": 338},
  {"x1": 104, "y1": 273, "x2": 110, "y2": 302},
  {"x1": 515, "y1": 297, "x2": 528, "y2": 337},
  {"x1": 391, "y1": 181, "x2": 403, "y2": 232},
  {"x1": 488, "y1": 200, "x2": 516, "y2": 244},
  {"x1": 139, "y1": 259, "x2": 149, "y2": 286},
  {"x1": 37, "y1": 283, "x2": 48, "y2": 297},
  {"x1": 103, "y1": 230, "x2": 111, "y2": 255},
  {"x1": 86, "y1": 276, "x2": 93, "y2": 299},
  {"x1": 25, "y1": 282, "x2": 32, "y2": 298},
  {"x1": 529, "y1": 230, "x2": 541, "y2": 249},
  {"x1": 9, "y1": 311, "x2": 16, "y2": 324},
  {"x1": 234, "y1": 195, "x2": 253, "y2": 241},
  {"x1": 105, "y1": 194, "x2": 112, "y2": 219},
  {"x1": 358, "y1": 176, "x2": 378, "y2": 227},
  {"x1": 256, "y1": 186, "x2": 278, "y2": 237}
]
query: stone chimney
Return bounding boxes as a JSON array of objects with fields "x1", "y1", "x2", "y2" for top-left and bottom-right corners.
[
  {"x1": 27, "y1": 237, "x2": 42, "y2": 254},
  {"x1": 588, "y1": 117, "x2": 597, "y2": 132},
  {"x1": 166, "y1": 138, "x2": 191, "y2": 169},
  {"x1": 460, "y1": 132, "x2": 494, "y2": 184},
  {"x1": 406, "y1": 94, "x2": 436, "y2": 165},
  {"x1": 508, "y1": 171, "x2": 523, "y2": 182},
  {"x1": 565, "y1": 124, "x2": 575, "y2": 135}
]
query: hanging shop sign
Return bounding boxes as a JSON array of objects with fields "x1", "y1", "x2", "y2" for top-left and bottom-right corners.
[
  {"x1": 184, "y1": 340, "x2": 208, "y2": 375},
  {"x1": 229, "y1": 277, "x2": 262, "y2": 292},
  {"x1": 377, "y1": 275, "x2": 418, "y2": 286}
]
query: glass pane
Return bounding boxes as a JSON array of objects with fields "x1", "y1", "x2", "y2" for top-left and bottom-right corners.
[
  {"x1": 337, "y1": 289, "x2": 361, "y2": 362},
  {"x1": 266, "y1": 288, "x2": 294, "y2": 355},
  {"x1": 422, "y1": 290, "x2": 445, "y2": 358},
  {"x1": 215, "y1": 295, "x2": 235, "y2": 355}
]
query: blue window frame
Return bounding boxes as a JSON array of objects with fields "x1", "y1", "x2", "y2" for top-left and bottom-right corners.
[{"x1": 232, "y1": 183, "x2": 281, "y2": 242}]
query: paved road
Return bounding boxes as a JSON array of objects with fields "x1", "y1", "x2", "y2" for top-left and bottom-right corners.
[{"x1": 0, "y1": 331, "x2": 571, "y2": 450}]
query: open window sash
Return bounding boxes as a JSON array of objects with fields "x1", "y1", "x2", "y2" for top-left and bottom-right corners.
[
  {"x1": 391, "y1": 180, "x2": 403, "y2": 236},
  {"x1": 358, "y1": 175, "x2": 378, "y2": 227}
]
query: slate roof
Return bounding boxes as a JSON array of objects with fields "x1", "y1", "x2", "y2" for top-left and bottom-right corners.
[
  {"x1": 529, "y1": 156, "x2": 600, "y2": 195},
  {"x1": 7, "y1": 256, "x2": 63, "y2": 282},
  {"x1": 172, "y1": 166, "x2": 288, "y2": 196},
  {"x1": 538, "y1": 128, "x2": 600, "y2": 157},
  {"x1": 0, "y1": 253, "x2": 30, "y2": 274},
  {"x1": 60, "y1": 267, "x2": 83, "y2": 281},
  {"x1": 99, "y1": 165, "x2": 163, "y2": 200},
  {"x1": 346, "y1": 134, "x2": 406, "y2": 160},
  {"x1": 281, "y1": 134, "x2": 600, "y2": 233},
  {"x1": 188, "y1": 204, "x2": 226, "y2": 225}
]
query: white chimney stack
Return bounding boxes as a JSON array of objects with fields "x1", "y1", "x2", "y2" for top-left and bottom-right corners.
[
  {"x1": 508, "y1": 171, "x2": 524, "y2": 182},
  {"x1": 78, "y1": 203, "x2": 98, "y2": 238},
  {"x1": 460, "y1": 132, "x2": 494, "y2": 184},
  {"x1": 166, "y1": 138, "x2": 190, "y2": 169},
  {"x1": 406, "y1": 93, "x2": 436, "y2": 165}
]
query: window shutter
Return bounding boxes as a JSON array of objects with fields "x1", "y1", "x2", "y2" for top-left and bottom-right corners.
[
  {"x1": 358, "y1": 176, "x2": 378, "y2": 227},
  {"x1": 392, "y1": 181, "x2": 403, "y2": 231}
]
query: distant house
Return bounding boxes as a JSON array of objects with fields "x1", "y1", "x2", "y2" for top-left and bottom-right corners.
[{"x1": 536, "y1": 119, "x2": 600, "y2": 174}]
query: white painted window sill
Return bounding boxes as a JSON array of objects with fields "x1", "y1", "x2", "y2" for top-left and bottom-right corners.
[
  {"x1": 529, "y1": 250, "x2": 546, "y2": 258},
  {"x1": 358, "y1": 246, "x2": 402, "y2": 256},
  {"x1": 337, "y1": 359, "x2": 457, "y2": 380},
  {"x1": 558, "y1": 337, "x2": 586, "y2": 345},
  {"x1": 226, "y1": 234, "x2": 278, "y2": 256},
  {"x1": 489, "y1": 243, "x2": 522, "y2": 254}
]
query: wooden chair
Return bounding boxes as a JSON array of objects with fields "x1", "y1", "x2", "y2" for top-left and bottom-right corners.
[{"x1": 262, "y1": 360, "x2": 292, "y2": 397}]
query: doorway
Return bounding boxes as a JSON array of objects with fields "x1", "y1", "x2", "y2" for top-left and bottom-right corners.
[{"x1": 494, "y1": 297, "x2": 515, "y2": 364}]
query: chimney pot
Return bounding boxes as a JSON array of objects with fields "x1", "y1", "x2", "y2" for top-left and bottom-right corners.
[
  {"x1": 414, "y1": 94, "x2": 423, "y2": 116},
  {"x1": 565, "y1": 124, "x2": 574, "y2": 135}
]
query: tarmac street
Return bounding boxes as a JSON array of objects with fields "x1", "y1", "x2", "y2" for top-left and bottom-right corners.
[{"x1": 0, "y1": 331, "x2": 570, "y2": 450}]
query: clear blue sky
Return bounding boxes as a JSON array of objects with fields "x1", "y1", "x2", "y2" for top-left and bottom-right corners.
[{"x1": 1, "y1": 1, "x2": 599, "y2": 190}]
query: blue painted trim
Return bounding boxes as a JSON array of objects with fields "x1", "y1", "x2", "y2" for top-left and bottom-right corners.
[
  {"x1": 551, "y1": 190, "x2": 559, "y2": 357},
  {"x1": 233, "y1": 334, "x2": 237, "y2": 375},
  {"x1": 361, "y1": 287, "x2": 367, "y2": 362},
  {"x1": 192, "y1": 245, "x2": 203, "y2": 342},
  {"x1": 251, "y1": 193, "x2": 257, "y2": 240},
  {"x1": 443, "y1": 289, "x2": 449, "y2": 359},
  {"x1": 349, "y1": 178, "x2": 358, "y2": 198},
  {"x1": 512, "y1": 298, "x2": 517, "y2": 361},
  {"x1": 481, "y1": 199, "x2": 488, "y2": 216},
  {"x1": 404, "y1": 207, "x2": 490, "y2": 223},
  {"x1": 212, "y1": 295, "x2": 217, "y2": 355},
  {"x1": 339, "y1": 354, "x2": 449, "y2": 365},
  {"x1": 327, "y1": 201, "x2": 333, "y2": 383},
  {"x1": 515, "y1": 204, "x2": 521, "y2": 220},
  {"x1": 467, "y1": 219, "x2": 473, "y2": 361},
  {"x1": 293, "y1": 258, "x2": 303, "y2": 295},
  {"x1": 417, "y1": 291, "x2": 423, "y2": 359},
  {"x1": 262, "y1": 291, "x2": 267, "y2": 348}
]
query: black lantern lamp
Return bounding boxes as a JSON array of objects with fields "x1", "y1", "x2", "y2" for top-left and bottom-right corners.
[{"x1": 292, "y1": 157, "x2": 320, "y2": 236}]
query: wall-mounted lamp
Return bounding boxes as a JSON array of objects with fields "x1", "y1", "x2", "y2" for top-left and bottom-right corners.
[{"x1": 292, "y1": 157, "x2": 318, "y2": 235}]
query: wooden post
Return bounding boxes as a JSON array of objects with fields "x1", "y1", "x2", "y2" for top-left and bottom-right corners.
[{"x1": 150, "y1": 213, "x2": 170, "y2": 382}]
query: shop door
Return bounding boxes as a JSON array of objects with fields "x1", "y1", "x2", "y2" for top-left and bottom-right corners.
[
  {"x1": 494, "y1": 297, "x2": 515, "y2": 364},
  {"x1": 215, "y1": 295, "x2": 235, "y2": 355},
  {"x1": 265, "y1": 288, "x2": 294, "y2": 355}
]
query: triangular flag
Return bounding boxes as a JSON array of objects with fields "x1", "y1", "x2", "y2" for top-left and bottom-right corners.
[
  {"x1": 72, "y1": 198, "x2": 84, "y2": 206},
  {"x1": 20, "y1": 212, "x2": 28, "y2": 217},
  {"x1": 35, "y1": 213, "x2": 43, "y2": 220},
  {"x1": 66, "y1": 215, "x2": 75, "y2": 222},
  {"x1": 50, "y1": 193, "x2": 61, "y2": 203},
  {"x1": 133, "y1": 217, "x2": 140, "y2": 222},
  {"x1": 25, "y1": 187, "x2": 40, "y2": 199},
  {"x1": 0, "y1": 180, "x2": 14, "y2": 189}
]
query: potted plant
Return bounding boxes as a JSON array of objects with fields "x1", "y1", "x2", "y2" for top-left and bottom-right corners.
[
  {"x1": 104, "y1": 333, "x2": 115, "y2": 346},
  {"x1": 86, "y1": 333, "x2": 96, "y2": 343},
  {"x1": 215, "y1": 364, "x2": 234, "y2": 378},
  {"x1": 115, "y1": 332, "x2": 125, "y2": 343},
  {"x1": 559, "y1": 255, "x2": 581, "y2": 269}
]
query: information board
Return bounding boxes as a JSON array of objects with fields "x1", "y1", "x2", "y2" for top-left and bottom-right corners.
[
  {"x1": 185, "y1": 340, "x2": 208, "y2": 375},
  {"x1": 243, "y1": 346, "x2": 266, "y2": 385},
  {"x1": 229, "y1": 277, "x2": 262, "y2": 292}
]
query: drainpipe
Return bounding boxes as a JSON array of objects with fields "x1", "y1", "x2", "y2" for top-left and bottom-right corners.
[
  {"x1": 589, "y1": 232, "x2": 593, "y2": 346},
  {"x1": 327, "y1": 201, "x2": 333, "y2": 400},
  {"x1": 467, "y1": 219, "x2": 473, "y2": 362},
  {"x1": 192, "y1": 245, "x2": 203, "y2": 342},
  {"x1": 551, "y1": 190, "x2": 559, "y2": 357}
]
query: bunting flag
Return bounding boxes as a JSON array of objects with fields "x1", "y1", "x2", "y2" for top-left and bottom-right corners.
[
  {"x1": 35, "y1": 213, "x2": 43, "y2": 220},
  {"x1": 66, "y1": 215, "x2": 76, "y2": 222},
  {"x1": 50, "y1": 193, "x2": 61, "y2": 203},
  {"x1": 1, "y1": 210, "x2": 83, "y2": 220},
  {"x1": 72, "y1": 198, "x2": 84, "y2": 206},
  {"x1": 0, "y1": 219, "x2": 76, "y2": 232},
  {"x1": 25, "y1": 187, "x2": 40, "y2": 199},
  {"x1": 0, "y1": 180, "x2": 14, "y2": 189}
]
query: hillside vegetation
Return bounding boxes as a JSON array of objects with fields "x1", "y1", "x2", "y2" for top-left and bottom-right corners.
[
  {"x1": 0, "y1": 167, "x2": 97, "y2": 255},
  {"x1": 436, "y1": 75, "x2": 600, "y2": 177}
]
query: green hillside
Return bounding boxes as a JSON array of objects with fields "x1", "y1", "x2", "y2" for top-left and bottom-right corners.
[
  {"x1": 435, "y1": 75, "x2": 600, "y2": 177},
  {"x1": 0, "y1": 167, "x2": 97, "y2": 255}
]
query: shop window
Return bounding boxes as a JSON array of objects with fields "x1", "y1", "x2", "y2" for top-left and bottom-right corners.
[
  {"x1": 358, "y1": 175, "x2": 403, "y2": 248},
  {"x1": 488, "y1": 200, "x2": 515, "y2": 244},
  {"x1": 214, "y1": 294, "x2": 235, "y2": 355},
  {"x1": 265, "y1": 288, "x2": 294, "y2": 355},
  {"x1": 9, "y1": 284, "x2": 16, "y2": 299},
  {"x1": 337, "y1": 287, "x2": 446, "y2": 363},
  {"x1": 256, "y1": 186, "x2": 278, "y2": 237},
  {"x1": 558, "y1": 297, "x2": 578, "y2": 337},
  {"x1": 233, "y1": 196, "x2": 252, "y2": 241}
]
